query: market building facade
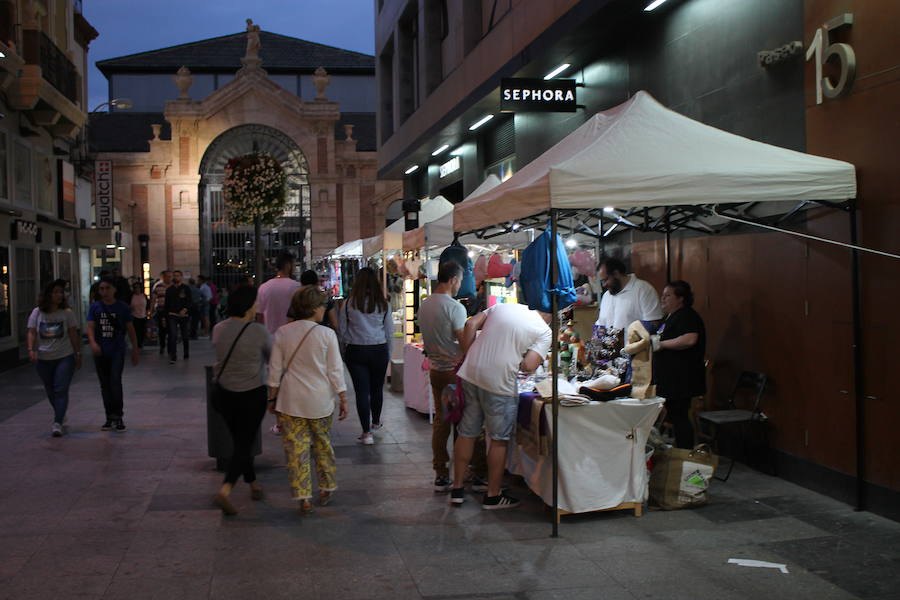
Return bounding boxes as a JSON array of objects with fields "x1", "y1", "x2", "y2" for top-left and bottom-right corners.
[
  {"x1": 0, "y1": 0, "x2": 98, "y2": 366},
  {"x1": 90, "y1": 26, "x2": 402, "y2": 289},
  {"x1": 375, "y1": 0, "x2": 900, "y2": 519}
]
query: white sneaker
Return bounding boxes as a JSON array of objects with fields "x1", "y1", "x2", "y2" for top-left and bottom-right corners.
[
  {"x1": 270, "y1": 424, "x2": 283, "y2": 436},
  {"x1": 371, "y1": 422, "x2": 384, "y2": 433},
  {"x1": 51, "y1": 422, "x2": 63, "y2": 437},
  {"x1": 358, "y1": 433, "x2": 374, "y2": 445}
]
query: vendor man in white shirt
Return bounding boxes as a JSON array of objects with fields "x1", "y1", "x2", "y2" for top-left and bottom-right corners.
[
  {"x1": 595, "y1": 257, "x2": 662, "y2": 330},
  {"x1": 450, "y1": 302, "x2": 552, "y2": 510}
]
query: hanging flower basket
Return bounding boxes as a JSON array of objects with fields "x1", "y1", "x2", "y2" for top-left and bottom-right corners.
[{"x1": 222, "y1": 152, "x2": 288, "y2": 228}]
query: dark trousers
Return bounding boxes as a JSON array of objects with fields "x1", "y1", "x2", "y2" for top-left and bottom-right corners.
[
  {"x1": 133, "y1": 318, "x2": 147, "y2": 348},
  {"x1": 167, "y1": 315, "x2": 190, "y2": 359},
  {"x1": 155, "y1": 312, "x2": 168, "y2": 353},
  {"x1": 94, "y1": 350, "x2": 125, "y2": 419},
  {"x1": 346, "y1": 343, "x2": 390, "y2": 433},
  {"x1": 36, "y1": 355, "x2": 76, "y2": 424},
  {"x1": 216, "y1": 386, "x2": 268, "y2": 485},
  {"x1": 666, "y1": 396, "x2": 695, "y2": 449},
  {"x1": 209, "y1": 303, "x2": 218, "y2": 328},
  {"x1": 189, "y1": 306, "x2": 200, "y2": 338}
]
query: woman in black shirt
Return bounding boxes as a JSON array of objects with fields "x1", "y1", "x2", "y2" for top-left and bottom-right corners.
[{"x1": 653, "y1": 280, "x2": 706, "y2": 449}]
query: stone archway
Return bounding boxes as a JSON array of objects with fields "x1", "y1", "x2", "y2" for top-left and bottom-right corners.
[{"x1": 198, "y1": 124, "x2": 310, "y2": 288}]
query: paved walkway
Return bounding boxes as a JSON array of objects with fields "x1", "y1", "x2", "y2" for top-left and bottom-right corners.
[{"x1": 1, "y1": 339, "x2": 898, "y2": 600}]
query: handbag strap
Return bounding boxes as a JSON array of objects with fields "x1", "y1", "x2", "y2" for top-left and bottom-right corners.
[
  {"x1": 215, "y1": 322, "x2": 252, "y2": 382},
  {"x1": 279, "y1": 323, "x2": 319, "y2": 385}
]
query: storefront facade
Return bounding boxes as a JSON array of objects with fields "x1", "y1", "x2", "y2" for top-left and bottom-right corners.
[
  {"x1": 92, "y1": 28, "x2": 402, "y2": 290},
  {"x1": 0, "y1": 0, "x2": 97, "y2": 367},
  {"x1": 376, "y1": 0, "x2": 900, "y2": 519}
]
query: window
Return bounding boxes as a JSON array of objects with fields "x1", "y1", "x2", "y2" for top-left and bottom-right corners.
[
  {"x1": 39, "y1": 249, "x2": 54, "y2": 290},
  {"x1": 35, "y1": 154, "x2": 55, "y2": 214},
  {"x1": 0, "y1": 131, "x2": 8, "y2": 202},
  {"x1": 15, "y1": 247, "x2": 35, "y2": 345},
  {"x1": 14, "y1": 141, "x2": 32, "y2": 208},
  {"x1": 0, "y1": 247, "x2": 11, "y2": 338}
]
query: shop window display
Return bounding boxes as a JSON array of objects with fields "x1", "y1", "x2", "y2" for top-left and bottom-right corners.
[{"x1": 0, "y1": 247, "x2": 11, "y2": 338}]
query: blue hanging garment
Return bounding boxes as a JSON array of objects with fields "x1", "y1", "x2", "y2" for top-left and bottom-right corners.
[
  {"x1": 438, "y1": 243, "x2": 476, "y2": 299},
  {"x1": 519, "y1": 228, "x2": 578, "y2": 312}
]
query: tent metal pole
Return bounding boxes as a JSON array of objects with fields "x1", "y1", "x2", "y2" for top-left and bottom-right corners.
[
  {"x1": 550, "y1": 209, "x2": 560, "y2": 538},
  {"x1": 849, "y1": 200, "x2": 866, "y2": 512},
  {"x1": 665, "y1": 210, "x2": 672, "y2": 283}
]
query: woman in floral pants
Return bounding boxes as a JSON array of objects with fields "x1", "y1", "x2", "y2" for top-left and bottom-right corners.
[{"x1": 268, "y1": 285, "x2": 348, "y2": 514}]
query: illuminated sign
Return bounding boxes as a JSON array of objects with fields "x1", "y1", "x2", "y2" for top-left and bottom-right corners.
[
  {"x1": 500, "y1": 78, "x2": 577, "y2": 112},
  {"x1": 439, "y1": 156, "x2": 461, "y2": 178},
  {"x1": 95, "y1": 160, "x2": 114, "y2": 229}
]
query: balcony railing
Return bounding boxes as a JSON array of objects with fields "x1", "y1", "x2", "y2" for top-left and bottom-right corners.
[{"x1": 39, "y1": 32, "x2": 79, "y2": 103}]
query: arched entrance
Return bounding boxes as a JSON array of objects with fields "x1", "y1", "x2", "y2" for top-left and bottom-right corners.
[{"x1": 199, "y1": 124, "x2": 310, "y2": 289}]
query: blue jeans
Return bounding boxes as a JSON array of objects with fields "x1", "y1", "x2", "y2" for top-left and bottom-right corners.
[
  {"x1": 346, "y1": 343, "x2": 389, "y2": 433},
  {"x1": 36, "y1": 355, "x2": 76, "y2": 424},
  {"x1": 458, "y1": 380, "x2": 518, "y2": 441},
  {"x1": 94, "y1": 350, "x2": 125, "y2": 419}
]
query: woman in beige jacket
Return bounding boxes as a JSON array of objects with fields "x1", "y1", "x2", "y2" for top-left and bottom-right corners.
[{"x1": 268, "y1": 285, "x2": 348, "y2": 514}]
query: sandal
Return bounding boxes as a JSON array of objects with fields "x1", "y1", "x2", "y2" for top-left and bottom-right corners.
[
  {"x1": 318, "y1": 491, "x2": 333, "y2": 506},
  {"x1": 299, "y1": 499, "x2": 314, "y2": 514}
]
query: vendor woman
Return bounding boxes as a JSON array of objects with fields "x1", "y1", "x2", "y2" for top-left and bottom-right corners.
[{"x1": 652, "y1": 280, "x2": 706, "y2": 449}]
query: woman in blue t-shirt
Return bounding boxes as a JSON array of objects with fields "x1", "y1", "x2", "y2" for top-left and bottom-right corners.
[
  {"x1": 27, "y1": 279, "x2": 82, "y2": 437},
  {"x1": 87, "y1": 277, "x2": 139, "y2": 432}
]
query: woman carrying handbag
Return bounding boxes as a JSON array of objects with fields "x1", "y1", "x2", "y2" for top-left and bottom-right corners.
[
  {"x1": 211, "y1": 285, "x2": 272, "y2": 516},
  {"x1": 269, "y1": 285, "x2": 348, "y2": 515}
]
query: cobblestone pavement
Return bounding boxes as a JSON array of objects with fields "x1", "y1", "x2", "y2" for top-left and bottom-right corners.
[{"x1": 1, "y1": 339, "x2": 898, "y2": 600}]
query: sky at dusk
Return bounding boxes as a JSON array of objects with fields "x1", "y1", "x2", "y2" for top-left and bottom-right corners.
[{"x1": 83, "y1": 0, "x2": 375, "y2": 111}]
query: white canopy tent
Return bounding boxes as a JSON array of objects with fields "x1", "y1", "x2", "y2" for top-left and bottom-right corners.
[
  {"x1": 447, "y1": 90, "x2": 860, "y2": 536},
  {"x1": 329, "y1": 238, "x2": 363, "y2": 257},
  {"x1": 454, "y1": 91, "x2": 856, "y2": 233}
]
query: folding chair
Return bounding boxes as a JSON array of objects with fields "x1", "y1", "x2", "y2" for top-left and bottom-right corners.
[{"x1": 697, "y1": 371, "x2": 768, "y2": 482}]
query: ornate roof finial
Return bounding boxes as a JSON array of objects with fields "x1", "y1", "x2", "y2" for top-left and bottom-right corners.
[{"x1": 313, "y1": 67, "x2": 331, "y2": 100}]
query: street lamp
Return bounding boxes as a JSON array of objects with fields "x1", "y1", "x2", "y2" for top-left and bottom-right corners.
[{"x1": 90, "y1": 98, "x2": 134, "y2": 113}]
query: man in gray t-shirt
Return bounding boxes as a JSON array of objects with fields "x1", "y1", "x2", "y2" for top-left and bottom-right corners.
[{"x1": 418, "y1": 261, "x2": 487, "y2": 492}]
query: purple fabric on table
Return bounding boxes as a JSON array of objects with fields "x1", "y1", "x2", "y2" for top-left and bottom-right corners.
[{"x1": 517, "y1": 392, "x2": 548, "y2": 435}]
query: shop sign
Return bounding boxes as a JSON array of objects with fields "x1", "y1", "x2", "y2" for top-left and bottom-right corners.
[
  {"x1": 439, "y1": 156, "x2": 461, "y2": 178},
  {"x1": 500, "y1": 78, "x2": 577, "y2": 112},
  {"x1": 94, "y1": 159, "x2": 113, "y2": 229},
  {"x1": 14, "y1": 219, "x2": 38, "y2": 238},
  {"x1": 57, "y1": 160, "x2": 76, "y2": 223}
]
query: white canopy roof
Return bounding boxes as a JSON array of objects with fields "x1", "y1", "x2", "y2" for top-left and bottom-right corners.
[
  {"x1": 454, "y1": 91, "x2": 857, "y2": 233},
  {"x1": 329, "y1": 238, "x2": 363, "y2": 257}
]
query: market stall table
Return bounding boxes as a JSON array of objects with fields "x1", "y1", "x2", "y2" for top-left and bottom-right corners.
[
  {"x1": 508, "y1": 396, "x2": 663, "y2": 520},
  {"x1": 403, "y1": 343, "x2": 434, "y2": 419}
]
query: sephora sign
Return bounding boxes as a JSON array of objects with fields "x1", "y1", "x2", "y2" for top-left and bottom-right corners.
[{"x1": 500, "y1": 78, "x2": 577, "y2": 112}]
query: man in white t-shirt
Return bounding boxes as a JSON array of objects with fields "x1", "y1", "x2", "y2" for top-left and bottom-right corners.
[
  {"x1": 595, "y1": 257, "x2": 663, "y2": 331},
  {"x1": 256, "y1": 251, "x2": 302, "y2": 335},
  {"x1": 450, "y1": 302, "x2": 552, "y2": 510}
]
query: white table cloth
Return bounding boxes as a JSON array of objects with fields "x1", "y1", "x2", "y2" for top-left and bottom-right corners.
[
  {"x1": 403, "y1": 344, "x2": 434, "y2": 418},
  {"x1": 508, "y1": 397, "x2": 664, "y2": 514}
]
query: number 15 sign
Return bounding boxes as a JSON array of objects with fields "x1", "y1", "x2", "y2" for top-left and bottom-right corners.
[{"x1": 805, "y1": 13, "x2": 856, "y2": 105}]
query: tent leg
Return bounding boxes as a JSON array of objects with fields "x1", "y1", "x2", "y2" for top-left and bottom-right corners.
[
  {"x1": 849, "y1": 200, "x2": 866, "y2": 512},
  {"x1": 550, "y1": 209, "x2": 560, "y2": 538},
  {"x1": 665, "y1": 211, "x2": 672, "y2": 283}
]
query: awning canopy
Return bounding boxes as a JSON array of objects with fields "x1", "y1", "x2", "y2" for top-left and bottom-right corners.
[
  {"x1": 329, "y1": 238, "x2": 363, "y2": 257},
  {"x1": 453, "y1": 91, "x2": 857, "y2": 233}
]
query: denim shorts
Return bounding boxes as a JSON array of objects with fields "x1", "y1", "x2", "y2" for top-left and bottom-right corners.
[{"x1": 458, "y1": 379, "x2": 518, "y2": 441}]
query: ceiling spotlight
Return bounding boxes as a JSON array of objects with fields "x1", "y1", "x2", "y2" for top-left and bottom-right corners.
[
  {"x1": 431, "y1": 145, "x2": 449, "y2": 156},
  {"x1": 105, "y1": 244, "x2": 116, "y2": 249},
  {"x1": 467, "y1": 251, "x2": 475, "y2": 258},
  {"x1": 543, "y1": 63, "x2": 571, "y2": 80},
  {"x1": 404, "y1": 165, "x2": 419, "y2": 175},
  {"x1": 0, "y1": 51, "x2": 6, "y2": 59},
  {"x1": 469, "y1": 115, "x2": 494, "y2": 131},
  {"x1": 117, "y1": 246, "x2": 126, "y2": 250},
  {"x1": 603, "y1": 206, "x2": 616, "y2": 212},
  {"x1": 450, "y1": 146, "x2": 465, "y2": 156},
  {"x1": 511, "y1": 222, "x2": 520, "y2": 231},
  {"x1": 644, "y1": 0, "x2": 669, "y2": 10},
  {"x1": 565, "y1": 238, "x2": 578, "y2": 249}
]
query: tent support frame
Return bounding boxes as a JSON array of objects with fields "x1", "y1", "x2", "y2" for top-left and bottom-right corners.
[{"x1": 550, "y1": 209, "x2": 560, "y2": 537}]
